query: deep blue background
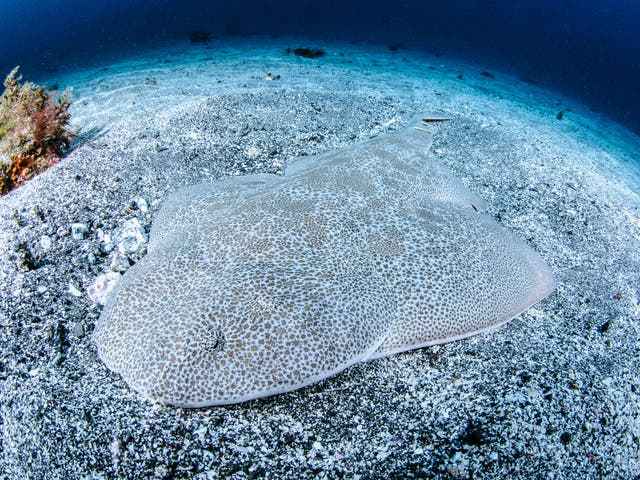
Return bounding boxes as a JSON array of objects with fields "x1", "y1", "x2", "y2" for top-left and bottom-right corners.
[{"x1": 1, "y1": 0, "x2": 639, "y2": 134}]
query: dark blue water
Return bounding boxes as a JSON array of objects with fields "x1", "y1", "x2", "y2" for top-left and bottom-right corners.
[{"x1": 1, "y1": 0, "x2": 639, "y2": 135}]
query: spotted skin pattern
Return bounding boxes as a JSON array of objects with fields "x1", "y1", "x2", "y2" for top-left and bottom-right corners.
[{"x1": 93, "y1": 115, "x2": 553, "y2": 407}]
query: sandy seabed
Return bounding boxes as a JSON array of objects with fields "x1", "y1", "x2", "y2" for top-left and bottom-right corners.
[{"x1": 0, "y1": 37, "x2": 639, "y2": 479}]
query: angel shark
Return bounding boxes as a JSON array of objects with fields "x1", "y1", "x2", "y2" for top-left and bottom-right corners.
[{"x1": 93, "y1": 115, "x2": 554, "y2": 407}]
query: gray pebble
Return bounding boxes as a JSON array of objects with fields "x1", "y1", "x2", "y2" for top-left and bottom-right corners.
[
  {"x1": 73, "y1": 322, "x2": 85, "y2": 338},
  {"x1": 71, "y1": 223, "x2": 89, "y2": 240},
  {"x1": 117, "y1": 218, "x2": 147, "y2": 254},
  {"x1": 39, "y1": 235, "x2": 53, "y2": 250}
]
